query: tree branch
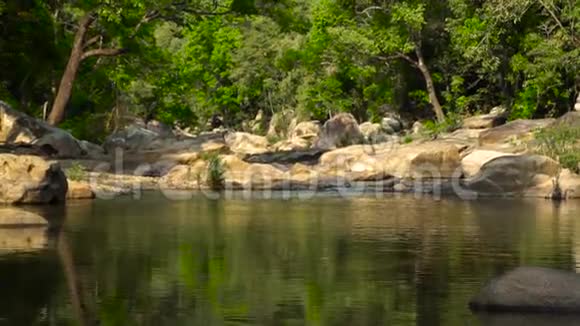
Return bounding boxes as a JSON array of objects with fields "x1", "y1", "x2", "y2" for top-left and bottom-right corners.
[
  {"x1": 81, "y1": 48, "x2": 127, "y2": 61},
  {"x1": 83, "y1": 35, "x2": 102, "y2": 49}
]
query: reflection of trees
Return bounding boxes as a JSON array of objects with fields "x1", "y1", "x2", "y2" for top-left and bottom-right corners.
[{"x1": 49, "y1": 194, "x2": 580, "y2": 326}]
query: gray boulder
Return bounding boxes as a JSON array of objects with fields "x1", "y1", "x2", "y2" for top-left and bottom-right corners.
[
  {"x1": 315, "y1": 113, "x2": 363, "y2": 149},
  {"x1": 463, "y1": 106, "x2": 508, "y2": 129},
  {"x1": 470, "y1": 267, "x2": 580, "y2": 313},
  {"x1": 381, "y1": 115, "x2": 402, "y2": 133},
  {"x1": 462, "y1": 154, "x2": 560, "y2": 197},
  {"x1": 479, "y1": 119, "x2": 554, "y2": 146},
  {"x1": 0, "y1": 101, "x2": 83, "y2": 157},
  {"x1": 104, "y1": 124, "x2": 160, "y2": 153}
]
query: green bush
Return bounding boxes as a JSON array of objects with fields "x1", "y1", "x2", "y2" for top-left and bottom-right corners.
[
  {"x1": 65, "y1": 162, "x2": 87, "y2": 181},
  {"x1": 534, "y1": 126, "x2": 580, "y2": 173},
  {"x1": 422, "y1": 114, "x2": 462, "y2": 138},
  {"x1": 205, "y1": 155, "x2": 225, "y2": 191}
]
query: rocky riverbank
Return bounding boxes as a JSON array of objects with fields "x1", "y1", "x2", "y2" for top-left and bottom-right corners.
[{"x1": 1, "y1": 100, "x2": 579, "y2": 204}]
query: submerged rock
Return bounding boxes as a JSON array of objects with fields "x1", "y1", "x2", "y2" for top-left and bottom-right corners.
[
  {"x1": 470, "y1": 267, "x2": 580, "y2": 313},
  {"x1": 0, "y1": 154, "x2": 67, "y2": 204},
  {"x1": 0, "y1": 208, "x2": 48, "y2": 227}
]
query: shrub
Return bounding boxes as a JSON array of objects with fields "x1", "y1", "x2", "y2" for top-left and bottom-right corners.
[
  {"x1": 65, "y1": 162, "x2": 87, "y2": 181},
  {"x1": 205, "y1": 155, "x2": 225, "y2": 191},
  {"x1": 422, "y1": 114, "x2": 462, "y2": 138},
  {"x1": 534, "y1": 126, "x2": 580, "y2": 173}
]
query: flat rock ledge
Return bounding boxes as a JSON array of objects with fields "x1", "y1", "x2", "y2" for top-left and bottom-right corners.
[{"x1": 469, "y1": 267, "x2": 580, "y2": 313}]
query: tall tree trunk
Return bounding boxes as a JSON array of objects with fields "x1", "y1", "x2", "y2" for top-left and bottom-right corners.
[
  {"x1": 415, "y1": 47, "x2": 445, "y2": 123},
  {"x1": 47, "y1": 14, "x2": 95, "y2": 126}
]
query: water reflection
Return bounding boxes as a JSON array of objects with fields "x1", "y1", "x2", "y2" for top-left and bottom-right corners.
[{"x1": 1, "y1": 194, "x2": 580, "y2": 325}]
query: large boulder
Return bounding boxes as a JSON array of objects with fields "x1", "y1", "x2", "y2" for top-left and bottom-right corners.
[
  {"x1": 373, "y1": 142, "x2": 462, "y2": 179},
  {"x1": 479, "y1": 119, "x2": 554, "y2": 146},
  {"x1": 225, "y1": 132, "x2": 270, "y2": 155},
  {"x1": 0, "y1": 154, "x2": 68, "y2": 204},
  {"x1": 0, "y1": 101, "x2": 83, "y2": 157},
  {"x1": 463, "y1": 154, "x2": 561, "y2": 197},
  {"x1": 291, "y1": 121, "x2": 320, "y2": 141},
  {"x1": 462, "y1": 106, "x2": 508, "y2": 129},
  {"x1": 159, "y1": 160, "x2": 207, "y2": 190},
  {"x1": 66, "y1": 181, "x2": 95, "y2": 200},
  {"x1": 221, "y1": 155, "x2": 287, "y2": 189},
  {"x1": 548, "y1": 111, "x2": 580, "y2": 129},
  {"x1": 103, "y1": 124, "x2": 160, "y2": 153},
  {"x1": 359, "y1": 122, "x2": 391, "y2": 143},
  {"x1": 315, "y1": 113, "x2": 364, "y2": 149},
  {"x1": 470, "y1": 267, "x2": 580, "y2": 313},
  {"x1": 461, "y1": 150, "x2": 512, "y2": 178},
  {"x1": 381, "y1": 114, "x2": 403, "y2": 133}
]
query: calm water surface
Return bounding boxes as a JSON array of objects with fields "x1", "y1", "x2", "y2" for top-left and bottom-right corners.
[{"x1": 1, "y1": 193, "x2": 580, "y2": 326}]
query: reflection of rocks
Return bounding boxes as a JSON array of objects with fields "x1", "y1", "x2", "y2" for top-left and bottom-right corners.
[
  {"x1": 0, "y1": 207, "x2": 49, "y2": 254},
  {"x1": 470, "y1": 267, "x2": 580, "y2": 313},
  {"x1": 0, "y1": 228, "x2": 48, "y2": 253},
  {"x1": 0, "y1": 154, "x2": 68, "y2": 204}
]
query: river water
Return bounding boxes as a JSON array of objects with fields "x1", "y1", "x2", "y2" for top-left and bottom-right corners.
[{"x1": 1, "y1": 193, "x2": 580, "y2": 325}]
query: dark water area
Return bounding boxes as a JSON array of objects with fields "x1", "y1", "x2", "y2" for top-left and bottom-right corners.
[{"x1": 1, "y1": 193, "x2": 580, "y2": 325}]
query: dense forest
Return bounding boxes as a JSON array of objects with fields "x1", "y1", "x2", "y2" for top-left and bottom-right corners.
[{"x1": 1, "y1": 0, "x2": 578, "y2": 141}]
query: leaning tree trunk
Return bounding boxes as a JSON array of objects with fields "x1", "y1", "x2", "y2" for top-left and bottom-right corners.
[
  {"x1": 415, "y1": 47, "x2": 445, "y2": 123},
  {"x1": 47, "y1": 14, "x2": 95, "y2": 126}
]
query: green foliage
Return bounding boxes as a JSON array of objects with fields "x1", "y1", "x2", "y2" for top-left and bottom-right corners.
[
  {"x1": 0, "y1": 0, "x2": 579, "y2": 135},
  {"x1": 534, "y1": 126, "x2": 580, "y2": 173},
  {"x1": 205, "y1": 155, "x2": 225, "y2": 191},
  {"x1": 422, "y1": 113, "x2": 462, "y2": 137},
  {"x1": 65, "y1": 162, "x2": 87, "y2": 181}
]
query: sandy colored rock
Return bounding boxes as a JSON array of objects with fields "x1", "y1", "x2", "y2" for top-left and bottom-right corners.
[
  {"x1": 0, "y1": 154, "x2": 68, "y2": 204},
  {"x1": 67, "y1": 181, "x2": 96, "y2": 200},
  {"x1": 159, "y1": 160, "x2": 207, "y2": 190},
  {"x1": 379, "y1": 142, "x2": 462, "y2": 179},
  {"x1": 222, "y1": 155, "x2": 286, "y2": 189},
  {"x1": 225, "y1": 132, "x2": 270, "y2": 155},
  {"x1": 461, "y1": 150, "x2": 512, "y2": 178},
  {"x1": 291, "y1": 121, "x2": 320, "y2": 141}
]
